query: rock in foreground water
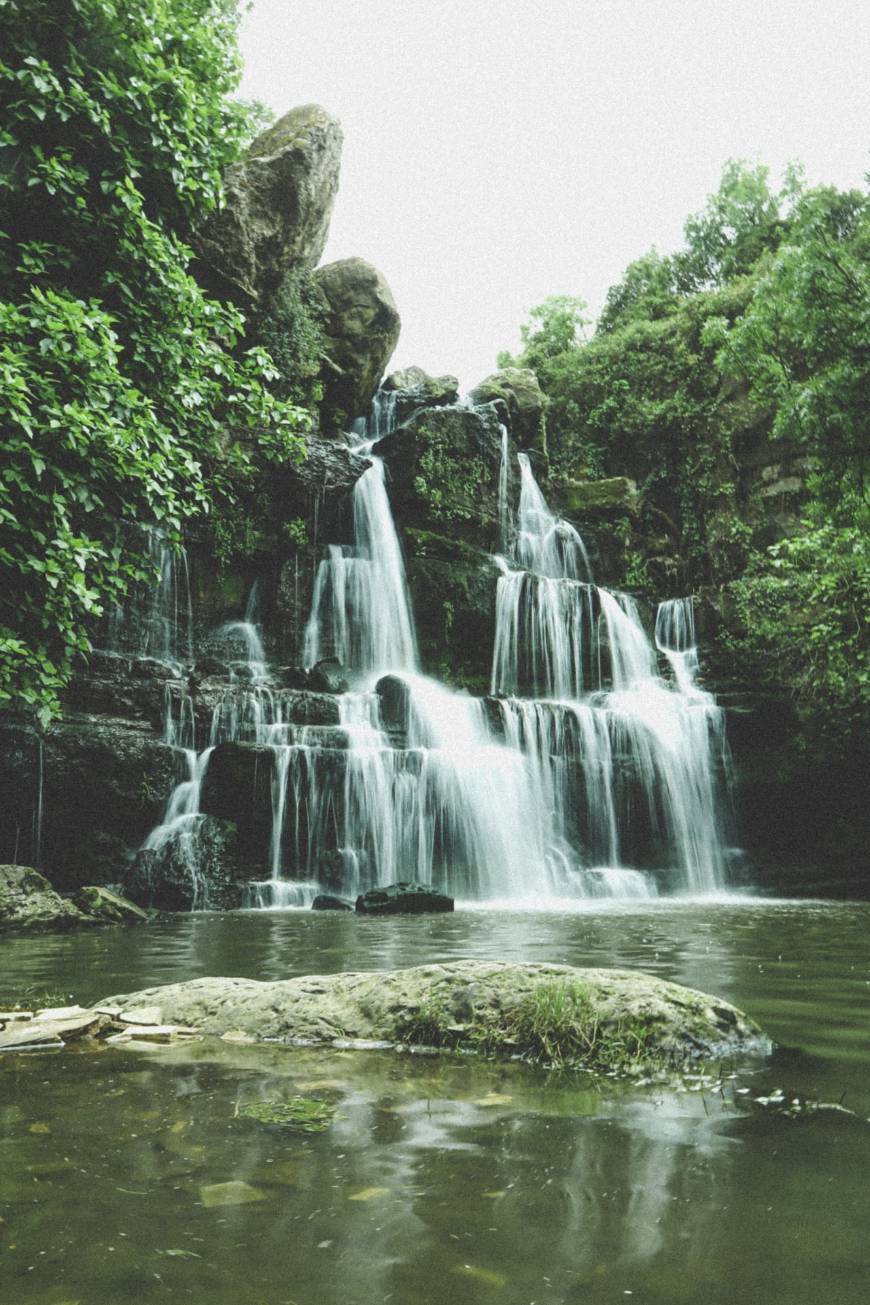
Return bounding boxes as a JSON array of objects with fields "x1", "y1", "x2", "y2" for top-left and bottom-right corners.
[
  {"x1": 355, "y1": 882, "x2": 454, "y2": 915},
  {"x1": 100, "y1": 961, "x2": 764, "y2": 1070},
  {"x1": 0, "y1": 864, "x2": 147, "y2": 933}
]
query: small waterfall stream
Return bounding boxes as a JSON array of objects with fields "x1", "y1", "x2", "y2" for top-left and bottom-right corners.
[{"x1": 135, "y1": 397, "x2": 734, "y2": 907}]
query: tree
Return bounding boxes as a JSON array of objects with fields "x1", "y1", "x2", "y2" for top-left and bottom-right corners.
[
  {"x1": 0, "y1": 0, "x2": 308, "y2": 722},
  {"x1": 676, "y1": 159, "x2": 789, "y2": 290},
  {"x1": 709, "y1": 184, "x2": 869, "y2": 512}
]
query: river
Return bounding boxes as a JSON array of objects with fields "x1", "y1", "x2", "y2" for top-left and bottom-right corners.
[{"x1": 1, "y1": 897, "x2": 868, "y2": 1304}]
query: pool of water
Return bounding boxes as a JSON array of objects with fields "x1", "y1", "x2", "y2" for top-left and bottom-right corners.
[{"x1": 1, "y1": 897, "x2": 869, "y2": 1304}]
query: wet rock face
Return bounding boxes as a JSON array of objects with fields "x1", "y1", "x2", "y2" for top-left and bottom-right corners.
[
  {"x1": 194, "y1": 104, "x2": 343, "y2": 308},
  {"x1": 312, "y1": 257, "x2": 401, "y2": 429},
  {"x1": 0, "y1": 713, "x2": 177, "y2": 893},
  {"x1": 373, "y1": 403, "x2": 505, "y2": 548},
  {"x1": 469, "y1": 368, "x2": 546, "y2": 453}
]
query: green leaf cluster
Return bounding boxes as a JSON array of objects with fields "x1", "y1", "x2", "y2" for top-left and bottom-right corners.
[{"x1": 0, "y1": 0, "x2": 309, "y2": 722}]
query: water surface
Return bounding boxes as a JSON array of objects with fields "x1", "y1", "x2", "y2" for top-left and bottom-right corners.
[{"x1": 1, "y1": 899, "x2": 868, "y2": 1304}]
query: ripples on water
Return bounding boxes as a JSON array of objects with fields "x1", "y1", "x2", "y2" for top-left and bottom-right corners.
[{"x1": 2, "y1": 898, "x2": 869, "y2": 1305}]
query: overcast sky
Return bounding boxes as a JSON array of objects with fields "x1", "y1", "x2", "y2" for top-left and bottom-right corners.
[{"x1": 238, "y1": 0, "x2": 869, "y2": 388}]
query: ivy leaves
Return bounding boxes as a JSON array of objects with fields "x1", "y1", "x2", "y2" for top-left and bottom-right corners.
[{"x1": 0, "y1": 1, "x2": 308, "y2": 721}]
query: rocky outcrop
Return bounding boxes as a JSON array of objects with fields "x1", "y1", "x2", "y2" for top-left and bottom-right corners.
[
  {"x1": 554, "y1": 475, "x2": 639, "y2": 517},
  {"x1": 99, "y1": 962, "x2": 763, "y2": 1068},
  {"x1": 373, "y1": 403, "x2": 506, "y2": 547},
  {"x1": 470, "y1": 367, "x2": 546, "y2": 452},
  {"x1": 381, "y1": 366, "x2": 460, "y2": 427},
  {"x1": 194, "y1": 104, "x2": 343, "y2": 308},
  {"x1": 0, "y1": 864, "x2": 145, "y2": 932},
  {"x1": 313, "y1": 258, "x2": 401, "y2": 429}
]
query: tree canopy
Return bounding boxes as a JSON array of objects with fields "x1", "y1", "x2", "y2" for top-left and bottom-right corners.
[{"x1": 0, "y1": 0, "x2": 308, "y2": 723}]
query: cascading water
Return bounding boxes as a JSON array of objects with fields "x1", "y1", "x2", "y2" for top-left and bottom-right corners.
[
  {"x1": 106, "y1": 527, "x2": 194, "y2": 670},
  {"x1": 137, "y1": 390, "x2": 734, "y2": 907},
  {"x1": 256, "y1": 413, "x2": 734, "y2": 905}
]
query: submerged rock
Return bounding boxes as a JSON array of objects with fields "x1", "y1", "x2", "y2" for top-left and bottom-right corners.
[
  {"x1": 98, "y1": 961, "x2": 764, "y2": 1070},
  {"x1": 355, "y1": 882, "x2": 455, "y2": 915}
]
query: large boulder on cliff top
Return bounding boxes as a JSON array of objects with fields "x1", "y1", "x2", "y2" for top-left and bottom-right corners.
[
  {"x1": 470, "y1": 367, "x2": 546, "y2": 452},
  {"x1": 313, "y1": 257, "x2": 401, "y2": 430},
  {"x1": 195, "y1": 104, "x2": 343, "y2": 308}
]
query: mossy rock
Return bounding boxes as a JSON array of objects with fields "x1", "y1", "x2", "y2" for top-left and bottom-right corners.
[
  {"x1": 469, "y1": 367, "x2": 546, "y2": 453},
  {"x1": 554, "y1": 476, "x2": 639, "y2": 516},
  {"x1": 236, "y1": 1096, "x2": 336, "y2": 1133},
  {"x1": 101, "y1": 961, "x2": 765, "y2": 1075}
]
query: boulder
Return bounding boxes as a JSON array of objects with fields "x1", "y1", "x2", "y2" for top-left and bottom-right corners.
[
  {"x1": 469, "y1": 367, "x2": 546, "y2": 452},
  {"x1": 195, "y1": 104, "x2": 343, "y2": 308},
  {"x1": 73, "y1": 885, "x2": 149, "y2": 925},
  {"x1": 381, "y1": 366, "x2": 460, "y2": 426},
  {"x1": 355, "y1": 882, "x2": 454, "y2": 915},
  {"x1": 313, "y1": 258, "x2": 401, "y2": 429},
  {"x1": 373, "y1": 403, "x2": 505, "y2": 548},
  {"x1": 97, "y1": 961, "x2": 764, "y2": 1069},
  {"x1": 126, "y1": 815, "x2": 244, "y2": 913},
  {"x1": 0, "y1": 864, "x2": 91, "y2": 932},
  {"x1": 311, "y1": 894, "x2": 354, "y2": 912},
  {"x1": 308, "y1": 658, "x2": 349, "y2": 694}
]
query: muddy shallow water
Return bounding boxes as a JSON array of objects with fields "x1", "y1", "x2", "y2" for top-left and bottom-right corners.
[{"x1": 1, "y1": 897, "x2": 869, "y2": 1304}]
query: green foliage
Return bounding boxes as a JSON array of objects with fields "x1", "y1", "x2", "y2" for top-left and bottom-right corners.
[
  {"x1": 412, "y1": 421, "x2": 487, "y2": 525},
  {"x1": 711, "y1": 184, "x2": 869, "y2": 508},
  {"x1": 726, "y1": 523, "x2": 869, "y2": 742},
  {"x1": 255, "y1": 269, "x2": 325, "y2": 408},
  {"x1": 0, "y1": 0, "x2": 309, "y2": 722},
  {"x1": 506, "y1": 159, "x2": 869, "y2": 745},
  {"x1": 676, "y1": 159, "x2": 792, "y2": 290},
  {"x1": 282, "y1": 517, "x2": 309, "y2": 552}
]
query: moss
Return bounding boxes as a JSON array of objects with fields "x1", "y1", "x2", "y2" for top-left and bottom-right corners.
[{"x1": 398, "y1": 978, "x2": 693, "y2": 1076}]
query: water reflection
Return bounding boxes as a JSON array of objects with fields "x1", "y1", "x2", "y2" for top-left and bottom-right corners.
[{"x1": 3, "y1": 1026, "x2": 869, "y2": 1305}]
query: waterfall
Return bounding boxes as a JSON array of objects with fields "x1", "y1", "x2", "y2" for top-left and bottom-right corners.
[
  {"x1": 258, "y1": 434, "x2": 733, "y2": 904},
  {"x1": 106, "y1": 527, "x2": 193, "y2": 670},
  {"x1": 303, "y1": 458, "x2": 418, "y2": 674},
  {"x1": 137, "y1": 394, "x2": 734, "y2": 906}
]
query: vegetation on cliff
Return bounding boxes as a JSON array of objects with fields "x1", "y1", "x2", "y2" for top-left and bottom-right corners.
[
  {"x1": 0, "y1": 0, "x2": 309, "y2": 723},
  {"x1": 505, "y1": 162, "x2": 869, "y2": 745}
]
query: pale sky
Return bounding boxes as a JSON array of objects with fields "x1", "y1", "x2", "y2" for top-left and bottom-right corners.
[{"x1": 238, "y1": 0, "x2": 869, "y2": 389}]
